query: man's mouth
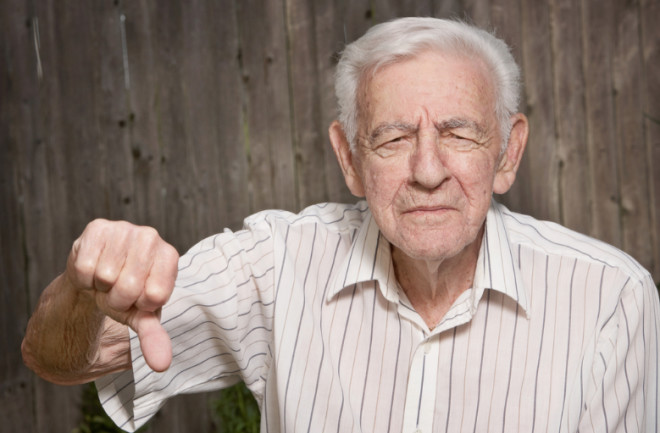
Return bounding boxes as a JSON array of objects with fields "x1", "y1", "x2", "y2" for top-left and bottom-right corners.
[{"x1": 403, "y1": 205, "x2": 453, "y2": 214}]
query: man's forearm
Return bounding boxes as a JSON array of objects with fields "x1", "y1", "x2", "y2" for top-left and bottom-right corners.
[{"x1": 22, "y1": 273, "x2": 132, "y2": 385}]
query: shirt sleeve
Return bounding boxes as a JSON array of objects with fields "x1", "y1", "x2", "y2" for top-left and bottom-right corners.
[
  {"x1": 96, "y1": 220, "x2": 276, "y2": 432},
  {"x1": 579, "y1": 273, "x2": 660, "y2": 432}
]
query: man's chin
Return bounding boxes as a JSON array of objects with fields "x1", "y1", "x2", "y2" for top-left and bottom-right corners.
[
  {"x1": 389, "y1": 225, "x2": 483, "y2": 264},
  {"x1": 391, "y1": 238, "x2": 465, "y2": 263}
]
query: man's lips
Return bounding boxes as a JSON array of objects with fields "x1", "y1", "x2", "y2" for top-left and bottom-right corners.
[{"x1": 403, "y1": 205, "x2": 454, "y2": 214}]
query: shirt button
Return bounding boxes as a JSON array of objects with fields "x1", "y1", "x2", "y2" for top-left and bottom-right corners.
[{"x1": 423, "y1": 342, "x2": 431, "y2": 354}]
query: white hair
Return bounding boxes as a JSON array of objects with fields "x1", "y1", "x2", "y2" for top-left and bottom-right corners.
[{"x1": 335, "y1": 17, "x2": 521, "y2": 151}]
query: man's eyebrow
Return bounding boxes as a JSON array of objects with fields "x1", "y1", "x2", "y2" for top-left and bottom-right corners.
[
  {"x1": 367, "y1": 122, "x2": 418, "y2": 144},
  {"x1": 434, "y1": 118, "x2": 487, "y2": 136},
  {"x1": 365, "y1": 118, "x2": 488, "y2": 145}
]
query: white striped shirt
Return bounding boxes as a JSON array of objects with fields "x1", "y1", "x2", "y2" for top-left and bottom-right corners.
[{"x1": 97, "y1": 200, "x2": 660, "y2": 432}]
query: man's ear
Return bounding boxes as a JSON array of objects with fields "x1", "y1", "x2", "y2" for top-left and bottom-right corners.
[
  {"x1": 493, "y1": 113, "x2": 529, "y2": 194},
  {"x1": 329, "y1": 120, "x2": 365, "y2": 197}
]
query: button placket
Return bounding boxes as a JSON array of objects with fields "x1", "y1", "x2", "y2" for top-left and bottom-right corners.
[{"x1": 402, "y1": 336, "x2": 439, "y2": 433}]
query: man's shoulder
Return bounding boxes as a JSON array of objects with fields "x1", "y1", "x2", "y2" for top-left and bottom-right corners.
[
  {"x1": 496, "y1": 203, "x2": 650, "y2": 283},
  {"x1": 243, "y1": 201, "x2": 370, "y2": 234}
]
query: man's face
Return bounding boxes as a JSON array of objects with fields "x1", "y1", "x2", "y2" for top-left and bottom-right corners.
[{"x1": 344, "y1": 50, "x2": 511, "y2": 262}]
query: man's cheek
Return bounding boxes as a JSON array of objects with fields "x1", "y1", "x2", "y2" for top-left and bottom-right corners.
[{"x1": 371, "y1": 176, "x2": 399, "y2": 200}]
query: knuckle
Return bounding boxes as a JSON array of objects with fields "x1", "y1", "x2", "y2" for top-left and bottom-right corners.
[
  {"x1": 146, "y1": 285, "x2": 171, "y2": 305},
  {"x1": 95, "y1": 265, "x2": 118, "y2": 287},
  {"x1": 139, "y1": 226, "x2": 160, "y2": 246},
  {"x1": 126, "y1": 226, "x2": 160, "y2": 256},
  {"x1": 71, "y1": 237, "x2": 82, "y2": 254},
  {"x1": 106, "y1": 279, "x2": 141, "y2": 311},
  {"x1": 162, "y1": 243, "x2": 180, "y2": 264},
  {"x1": 117, "y1": 273, "x2": 143, "y2": 295},
  {"x1": 85, "y1": 218, "x2": 110, "y2": 234},
  {"x1": 117, "y1": 220, "x2": 137, "y2": 233},
  {"x1": 72, "y1": 257, "x2": 96, "y2": 282},
  {"x1": 104, "y1": 292, "x2": 133, "y2": 313},
  {"x1": 68, "y1": 237, "x2": 99, "y2": 290}
]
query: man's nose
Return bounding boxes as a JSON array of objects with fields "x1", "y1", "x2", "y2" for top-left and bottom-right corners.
[{"x1": 409, "y1": 131, "x2": 450, "y2": 190}]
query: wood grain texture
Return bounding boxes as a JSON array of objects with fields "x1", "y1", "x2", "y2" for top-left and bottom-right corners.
[
  {"x1": 519, "y1": 0, "x2": 561, "y2": 223},
  {"x1": 491, "y1": 0, "x2": 528, "y2": 213},
  {"x1": 312, "y1": 0, "x2": 364, "y2": 204},
  {"x1": 285, "y1": 0, "x2": 328, "y2": 208},
  {"x1": 237, "y1": 0, "x2": 296, "y2": 213},
  {"x1": 1, "y1": 1, "x2": 658, "y2": 431},
  {"x1": 640, "y1": 0, "x2": 660, "y2": 280},
  {"x1": 550, "y1": 0, "x2": 590, "y2": 234},
  {"x1": 612, "y1": 0, "x2": 653, "y2": 272},
  {"x1": 581, "y1": 0, "x2": 622, "y2": 248},
  {"x1": 0, "y1": 2, "x2": 35, "y2": 432}
]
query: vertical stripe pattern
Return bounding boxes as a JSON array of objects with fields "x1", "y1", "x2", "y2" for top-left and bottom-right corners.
[{"x1": 96, "y1": 200, "x2": 660, "y2": 432}]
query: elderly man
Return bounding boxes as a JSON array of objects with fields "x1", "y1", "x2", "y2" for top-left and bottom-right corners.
[{"x1": 22, "y1": 17, "x2": 659, "y2": 432}]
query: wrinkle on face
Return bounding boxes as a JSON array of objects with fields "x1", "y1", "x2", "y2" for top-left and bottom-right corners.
[{"x1": 352, "y1": 49, "x2": 503, "y2": 276}]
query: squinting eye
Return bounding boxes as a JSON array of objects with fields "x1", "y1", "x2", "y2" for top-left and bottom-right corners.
[
  {"x1": 379, "y1": 135, "x2": 411, "y2": 147},
  {"x1": 373, "y1": 136, "x2": 412, "y2": 157},
  {"x1": 449, "y1": 132, "x2": 469, "y2": 140},
  {"x1": 444, "y1": 133, "x2": 479, "y2": 151},
  {"x1": 386, "y1": 135, "x2": 408, "y2": 144}
]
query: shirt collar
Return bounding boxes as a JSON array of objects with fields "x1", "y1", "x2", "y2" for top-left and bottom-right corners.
[
  {"x1": 327, "y1": 200, "x2": 530, "y2": 318},
  {"x1": 474, "y1": 199, "x2": 530, "y2": 317},
  {"x1": 327, "y1": 209, "x2": 399, "y2": 303}
]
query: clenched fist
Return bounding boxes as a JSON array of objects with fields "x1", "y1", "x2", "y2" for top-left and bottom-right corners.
[
  {"x1": 66, "y1": 219, "x2": 179, "y2": 372},
  {"x1": 22, "y1": 219, "x2": 180, "y2": 384}
]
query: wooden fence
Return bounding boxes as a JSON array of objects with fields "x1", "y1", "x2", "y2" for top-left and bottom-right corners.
[{"x1": 1, "y1": 0, "x2": 658, "y2": 431}]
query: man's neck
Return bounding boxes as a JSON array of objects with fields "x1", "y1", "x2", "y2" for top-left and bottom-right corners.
[{"x1": 392, "y1": 226, "x2": 484, "y2": 330}]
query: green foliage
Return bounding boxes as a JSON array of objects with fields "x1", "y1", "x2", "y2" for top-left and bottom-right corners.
[
  {"x1": 211, "y1": 383, "x2": 260, "y2": 433},
  {"x1": 73, "y1": 383, "x2": 148, "y2": 433}
]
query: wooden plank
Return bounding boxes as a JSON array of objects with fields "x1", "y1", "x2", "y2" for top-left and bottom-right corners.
[
  {"x1": 94, "y1": 2, "x2": 136, "y2": 224},
  {"x1": 0, "y1": 1, "x2": 37, "y2": 430},
  {"x1": 284, "y1": 0, "x2": 379, "y2": 209},
  {"x1": 490, "y1": 0, "x2": 530, "y2": 213},
  {"x1": 312, "y1": 0, "x2": 347, "y2": 204},
  {"x1": 336, "y1": 0, "x2": 373, "y2": 43},
  {"x1": 612, "y1": 0, "x2": 654, "y2": 272},
  {"x1": 117, "y1": 1, "x2": 166, "y2": 231},
  {"x1": 518, "y1": 0, "x2": 560, "y2": 222},
  {"x1": 640, "y1": 0, "x2": 660, "y2": 281},
  {"x1": 491, "y1": 0, "x2": 523, "y2": 54},
  {"x1": 284, "y1": 1, "x2": 329, "y2": 208},
  {"x1": 42, "y1": 3, "x2": 111, "y2": 233},
  {"x1": 0, "y1": 136, "x2": 35, "y2": 433},
  {"x1": 463, "y1": 0, "x2": 492, "y2": 27},
  {"x1": 581, "y1": 0, "x2": 622, "y2": 249},
  {"x1": 549, "y1": 0, "x2": 590, "y2": 234},
  {"x1": 313, "y1": 0, "x2": 368, "y2": 204},
  {"x1": 179, "y1": 0, "x2": 248, "y2": 234},
  {"x1": 143, "y1": 1, "x2": 200, "y2": 252},
  {"x1": 237, "y1": 0, "x2": 297, "y2": 213}
]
